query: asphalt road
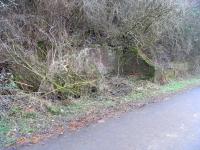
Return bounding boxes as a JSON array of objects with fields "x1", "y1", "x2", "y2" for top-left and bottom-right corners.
[{"x1": 20, "y1": 88, "x2": 200, "y2": 150}]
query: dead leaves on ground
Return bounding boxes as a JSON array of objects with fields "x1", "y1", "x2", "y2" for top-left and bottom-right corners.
[
  {"x1": 16, "y1": 125, "x2": 64, "y2": 145},
  {"x1": 67, "y1": 115, "x2": 106, "y2": 131}
]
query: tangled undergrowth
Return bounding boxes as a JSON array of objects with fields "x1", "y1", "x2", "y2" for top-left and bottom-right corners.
[{"x1": 0, "y1": 0, "x2": 200, "y2": 96}]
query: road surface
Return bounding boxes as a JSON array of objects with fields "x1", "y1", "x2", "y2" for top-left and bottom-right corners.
[{"x1": 20, "y1": 88, "x2": 200, "y2": 150}]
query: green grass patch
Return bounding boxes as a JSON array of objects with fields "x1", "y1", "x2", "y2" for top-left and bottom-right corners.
[
  {"x1": 161, "y1": 82, "x2": 185, "y2": 92},
  {"x1": 0, "y1": 119, "x2": 16, "y2": 148},
  {"x1": 47, "y1": 105, "x2": 62, "y2": 115},
  {"x1": 0, "y1": 109, "x2": 53, "y2": 148},
  {"x1": 161, "y1": 78, "x2": 200, "y2": 93},
  {"x1": 17, "y1": 118, "x2": 37, "y2": 135},
  {"x1": 123, "y1": 76, "x2": 200, "y2": 103}
]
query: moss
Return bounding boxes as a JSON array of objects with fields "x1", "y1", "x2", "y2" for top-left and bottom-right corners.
[
  {"x1": 47, "y1": 105, "x2": 62, "y2": 115},
  {"x1": 12, "y1": 67, "x2": 42, "y2": 92},
  {"x1": 22, "y1": 112, "x2": 37, "y2": 119},
  {"x1": 131, "y1": 47, "x2": 155, "y2": 79},
  {"x1": 131, "y1": 47, "x2": 139, "y2": 56},
  {"x1": 52, "y1": 69, "x2": 93, "y2": 99},
  {"x1": 37, "y1": 41, "x2": 48, "y2": 62}
]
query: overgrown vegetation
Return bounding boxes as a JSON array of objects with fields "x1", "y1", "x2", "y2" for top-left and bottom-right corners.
[
  {"x1": 0, "y1": 0, "x2": 200, "y2": 95},
  {"x1": 1, "y1": 0, "x2": 200, "y2": 148}
]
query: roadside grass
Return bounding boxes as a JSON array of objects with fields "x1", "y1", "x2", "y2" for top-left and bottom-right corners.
[
  {"x1": 160, "y1": 78, "x2": 200, "y2": 93},
  {"x1": 123, "y1": 77, "x2": 200, "y2": 104},
  {"x1": 1, "y1": 76, "x2": 200, "y2": 148},
  {"x1": 0, "y1": 119, "x2": 15, "y2": 148},
  {"x1": 0, "y1": 107, "x2": 54, "y2": 148}
]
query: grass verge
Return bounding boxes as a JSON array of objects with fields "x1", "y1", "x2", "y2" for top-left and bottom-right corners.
[{"x1": 1, "y1": 76, "x2": 200, "y2": 148}]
